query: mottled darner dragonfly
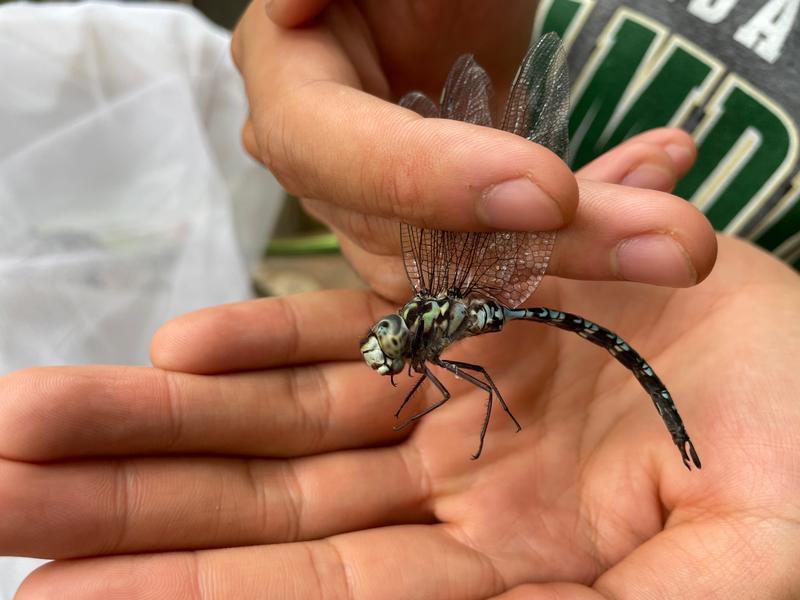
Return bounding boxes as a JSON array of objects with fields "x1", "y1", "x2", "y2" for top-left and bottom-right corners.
[{"x1": 360, "y1": 33, "x2": 701, "y2": 470}]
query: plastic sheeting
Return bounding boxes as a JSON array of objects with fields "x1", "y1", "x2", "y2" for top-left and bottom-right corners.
[
  {"x1": 0, "y1": 2, "x2": 283, "y2": 595},
  {"x1": 0, "y1": 1, "x2": 282, "y2": 372}
]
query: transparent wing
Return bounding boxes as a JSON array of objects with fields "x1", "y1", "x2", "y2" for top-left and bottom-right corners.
[
  {"x1": 399, "y1": 91, "x2": 439, "y2": 118},
  {"x1": 502, "y1": 32, "x2": 570, "y2": 161},
  {"x1": 399, "y1": 34, "x2": 569, "y2": 307},
  {"x1": 400, "y1": 228, "x2": 555, "y2": 307}
]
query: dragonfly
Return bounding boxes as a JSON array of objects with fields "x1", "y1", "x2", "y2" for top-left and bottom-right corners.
[{"x1": 360, "y1": 33, "x2": 701, "y2": 470}]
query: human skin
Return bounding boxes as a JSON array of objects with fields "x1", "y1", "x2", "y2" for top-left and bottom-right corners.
[
  {"x1": 5, "y1": 2, "x2": 799, "y2": 597},
  {"x1": 231, "y1": 0, "x2": 716, "y2": 300},
  {"x1": 1, "y1": 235, "x2": 799, "y2": 599}
]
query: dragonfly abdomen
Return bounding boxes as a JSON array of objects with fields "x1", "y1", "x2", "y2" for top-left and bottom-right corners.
[{"x1": 504, "y1": 306, "x2": 701, "y2": 470}]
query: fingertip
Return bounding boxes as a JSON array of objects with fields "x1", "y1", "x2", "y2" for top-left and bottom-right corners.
[
  {"x1": 529, "y1": 147, "x2": 579, "y2": 227},
  {"x1": 579, "y1": 128, "x2": 697, "y2": 189},
  {"x1": 660, "y1": 203, "x2": 718, "y2": 287},
  {"x1": 686, "y1": 211, "x2": 718, "y2": 284},
  {"x1": 552, "y1": 180, "x2": 717, "y2": 286},
  {"x1": 149, "y1": 315, "x2": 190, "y2": 371},
  {"x1": 149, "y1": 306, "x2": 232, "y2": 373},
  {"x1": 632, "y1": 127, "x2": 696, "y2": 178},
  {"x1": 265, "y1": 0, "x2": 332, "y2": 27},
  {"x1": 661, "y1": 130, "x2": 697, "y2": 178},
  {"x1": 415, "y1": 119, "x2": 578, "y2": 232},
  {"x1": 241, "y1": 118, "x2": 259, "y2": 161},
  {"x1": 664, "y1": 197, "x2": 717, "y2": 286}
]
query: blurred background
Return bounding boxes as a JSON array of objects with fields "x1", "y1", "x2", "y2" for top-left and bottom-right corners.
[
  {"x1": 1, "y1": 0, "x2": 248, "y2": 30},
  {"x1": 0, "y1": 1, "x2": 362, "y2": 596},
  {"x1": 146, "y1": 0, "x2": 363, "y2": 297},
  {"x1": 0, "y1": 0, "x2": 362, "y2": 375}
]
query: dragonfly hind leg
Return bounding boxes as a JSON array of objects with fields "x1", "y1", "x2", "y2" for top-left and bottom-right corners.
[{"x1": 436, "y1": 359, "x2": 522, "y2": 459}]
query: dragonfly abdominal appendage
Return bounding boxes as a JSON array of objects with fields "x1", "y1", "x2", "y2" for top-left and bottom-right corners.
[{"x1": 359, "y1": 33, "x2": 701, "y2": 469}]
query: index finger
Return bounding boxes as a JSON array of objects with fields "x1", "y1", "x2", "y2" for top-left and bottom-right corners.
[
  {"x1": 151, "y1": 289, "x2": 386, "y2": 373},
  {"x1": 232, "y1": 1, "x2": 577, "y2": 233}
]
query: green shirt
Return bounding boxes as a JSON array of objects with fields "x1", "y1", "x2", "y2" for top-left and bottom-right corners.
[{"x1": 537, "y1": 0, "x2": 800, "y2": 268}]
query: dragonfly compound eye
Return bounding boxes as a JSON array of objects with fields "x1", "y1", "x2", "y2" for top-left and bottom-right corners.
[{"x1": 373, "y1": 314, "x2": 409, "y2": 359}]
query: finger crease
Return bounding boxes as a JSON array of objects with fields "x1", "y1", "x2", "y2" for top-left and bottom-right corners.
[
  {"x1": 189, "y1": 550, "x2": 206, "y2": 600},
  {"x1": 397, "y1": 443, "x2": 432, "y2": 514},
  {"x1": 279, "y1": 297, "x2": 302, "y2": 364},
  {"x1": 244, "y1": 459, "x2": 269, "y2": 537},
  {"x1": 307, "y1": 365, "x2": 335, "y2": 452},
  {"x1": 288, "y1": 366, "x2": 325, "y2": 454},
  {"x1": 279, "y1": 459, "x2": 304, "y2": 542},
  {"x1": 160, "y1": 370, "x2": 184, "y2": 451},
  {"x1": 110, "y1": 458, "x2": 131, "y2": 554},
  {"x1": 316, "y1": 539, "x2": 355, "y2": 600}
]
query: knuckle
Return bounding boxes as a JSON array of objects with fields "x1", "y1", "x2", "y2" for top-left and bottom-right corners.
[
  {"x1": 255, "y1": 107, "x2": 301, "y2": 192},
  {"x1": 370, "y1": 138, "x2": 427, "y2": 224}
]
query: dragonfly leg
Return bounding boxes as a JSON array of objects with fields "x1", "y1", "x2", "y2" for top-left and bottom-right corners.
[
  {"x1": 435, "y1": 359, "x2": 518, "y2": 460},
  {"x1": 393, "y1": 366, "x2": 451, "y2": 431},
  {"x1": 440, "y1": 360, "x2": 522, "y2": 432},
  {"x1": 394, "y1": 371, "x2": 428, "y2": 418}
]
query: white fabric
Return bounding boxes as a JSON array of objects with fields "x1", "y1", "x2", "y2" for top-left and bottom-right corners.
[
  {"x1": 0, "y1": 0, "x2": 282, "y2": 371},
  {"x1": 0, "y1": 2, "x2": 282, "y2": 595}
]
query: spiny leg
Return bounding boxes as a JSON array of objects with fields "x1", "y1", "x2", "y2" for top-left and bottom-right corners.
[
  {"x1": 393, "y1": 366, "x2": 451, "y2": 431},
  {"x1": 394, "y1": 372, "x2": 428, "y2": 418},
  {"x1": 517, "y1": 306, "x2": 701, "y2": 470},
  {"x1": 434, "y1": 359, "x2": 503, "y2": 459},
  {"x1": 441, "y1": 359, "x2": 522, "y2": 432}
]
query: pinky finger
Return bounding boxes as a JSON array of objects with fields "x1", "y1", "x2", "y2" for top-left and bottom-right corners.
[
  {"x1": 17, "y1": 526, "x2": 497, "y2": 600},
  {"x1": 576, "y1": 128, "x2": 696, "y2": 191}
]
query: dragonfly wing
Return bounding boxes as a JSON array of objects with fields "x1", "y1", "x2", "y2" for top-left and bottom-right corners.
[
  {"x1": 502, "y1": 32, "x2": 570, "y2": 161},
  {"x1": 399, "y1": 35, "x2": 568, "y2": 307},
  {"x1": 399, "y1": 55, "x2": 495, "y2": 295},
  {"x1": 439, "y1": 54, "x2": 494, "y2": 126},
  {"x1": 400, "y1": 227, "x2": 555, "y2": 307},
  {"x1": 399, "y1": 91, "x2": 439, "y2": 117},
  {"x1": 457, "y1": 32, "x2": 568, "y2": 306}
]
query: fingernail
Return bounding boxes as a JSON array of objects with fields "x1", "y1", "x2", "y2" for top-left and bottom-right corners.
[
  {"x1": 478, "y1": 177, "x2": 563, "y2": 230},
  {"x1": 664, "y1": 143, "x2": 695, "y2": 174},
  {"x1": 615, "y1": 234, "x2": 697, "y2": 286},
  {"x1": 621, "y1": 164, "x2": 674, "y2": 192}
]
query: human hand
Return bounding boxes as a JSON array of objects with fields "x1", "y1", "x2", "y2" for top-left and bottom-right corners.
[
  {"x1": 232, "y1": 0, "x2": 715, "y2": 301},
  {"x1": 3, "y1": 236, "x2": 799, "y2": 598}
]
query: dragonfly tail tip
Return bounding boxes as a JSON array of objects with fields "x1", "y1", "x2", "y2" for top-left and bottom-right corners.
[{"x1": 679, "y1": 440, "x2": 701, "y2": 471}]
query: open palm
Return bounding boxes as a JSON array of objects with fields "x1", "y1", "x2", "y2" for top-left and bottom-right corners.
[{"x1": 2, "y1": 236, "x2": 798, "y2": 599}]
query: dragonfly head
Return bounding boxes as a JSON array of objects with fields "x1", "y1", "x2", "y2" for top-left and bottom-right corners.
[{"x1": 360, "y1": 314, "x2": 409, "y2": 376}]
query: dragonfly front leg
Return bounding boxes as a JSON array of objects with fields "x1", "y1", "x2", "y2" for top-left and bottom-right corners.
[
  {"x1": 393, "y1": 365, "x2": 451, "y2": 431},
  {"x1": 394, "y1": 371, "x2": 428, "y2": 418}
]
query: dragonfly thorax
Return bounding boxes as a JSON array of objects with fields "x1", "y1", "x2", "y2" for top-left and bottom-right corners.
[{"x1": 361, "y1": 294, "x2": 511, "y2": 378}]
